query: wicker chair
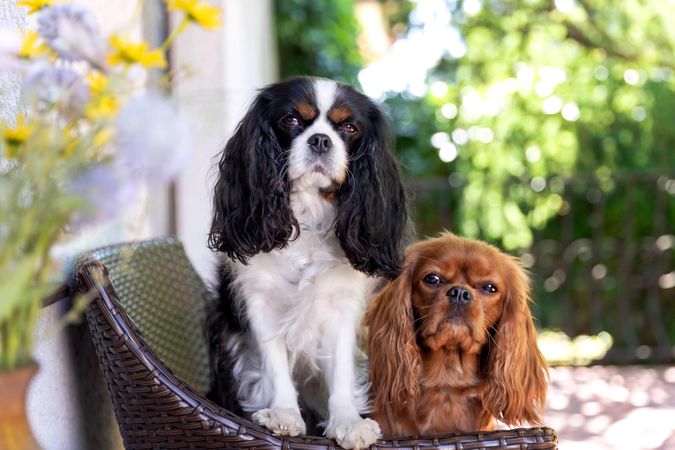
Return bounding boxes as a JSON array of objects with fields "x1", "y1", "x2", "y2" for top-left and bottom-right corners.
[{"x1": 75, "y1": 237, "x2": 558, "y2": 450}]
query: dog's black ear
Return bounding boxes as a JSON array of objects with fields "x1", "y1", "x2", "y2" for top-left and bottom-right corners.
[
  {"x1": 208, "y1": 93, "x2": 298, "y2": 263},
  {"x1": 335, "y1": 102, "x2": 407, "y2": 279}
]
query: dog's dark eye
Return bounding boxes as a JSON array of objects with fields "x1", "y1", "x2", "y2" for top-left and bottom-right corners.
[
  {"x1": 282, "y1": 115, "x2": 300, "y2": 127},
  {"x1": 339, "y1": 123, "x2": 357, "y2": 134},
  {"x1": 423, "y1": 274, "x2": 442, "y2": 285},
  {"x1": 481, "y1": 283, "x2": 498, "y2": 294}
]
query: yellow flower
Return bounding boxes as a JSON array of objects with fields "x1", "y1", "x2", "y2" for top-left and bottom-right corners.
[
  {"x1": 19, "y1": 31, "x2": 47, "y2": 59},
  {"x1": 86, "y1": 71, "x2": 108, "y2": 95},
  {"x1": 3, "y1": 115, "x2": 34, "y2": 146},
  {"x1": 16, "y1": 0, "x2": 55, "y2": 14},
  {"x1": 165, "y1": 0, "x2": 221, "y2": 29},
  {"x1": 93, "y1": 127, "x2": 114, "y2": 148},
  {"x1": 85, "y1": 96, "x2": 119, "y2": 120},
  {"x1": 2, "y1": 115, "x2": 35, "y2": 158},
  {"x1": 106, "y1": 35, "x2": 166, "y2": 69},
  {"x1": 85, "y1": 71, "x2": 118, "y2": 119}
]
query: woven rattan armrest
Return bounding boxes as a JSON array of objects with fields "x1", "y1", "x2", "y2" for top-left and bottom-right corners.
[{"x1": 76, "y1": 238, "x2": 558, "y2": 449}]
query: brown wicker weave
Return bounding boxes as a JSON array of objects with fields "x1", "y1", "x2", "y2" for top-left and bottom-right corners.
[{"x1": 76, "y1": 237, "x2": 558, "y2": 450}]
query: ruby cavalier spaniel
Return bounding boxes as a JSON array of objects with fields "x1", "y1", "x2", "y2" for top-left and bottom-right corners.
[{"x1": 366, "y1": 233, "x2": 548, "y2": 436}]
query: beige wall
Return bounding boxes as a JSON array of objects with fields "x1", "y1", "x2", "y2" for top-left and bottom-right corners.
[{"x1": 173, "y1": 0, "x2": 278, "y2": 282}]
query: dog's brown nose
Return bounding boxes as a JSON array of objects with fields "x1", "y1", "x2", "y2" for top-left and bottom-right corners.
[{"x1": 447, "y1": 285, "x2": 472, "y2": 306}]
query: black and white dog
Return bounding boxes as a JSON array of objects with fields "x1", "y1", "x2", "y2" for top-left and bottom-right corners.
[{"x1": 206, "y1": 76, "x2": 407, "y2": 448}]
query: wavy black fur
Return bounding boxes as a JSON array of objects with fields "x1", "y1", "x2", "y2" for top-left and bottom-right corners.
[
  {"x1": 333, "y1": 84, "x2": 407, "y2": 279},
  {"x1": 204, "y1": 263, "x2": 246, "y2": 415},
  {"x1": 207, "y1": 80, "x2": 314, "y2": 263}
]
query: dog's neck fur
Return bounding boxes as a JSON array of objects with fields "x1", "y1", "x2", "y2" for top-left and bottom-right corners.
[
  {"x1": 421, "y1": 347, "x2": 482, "y2": 389},
  {"x1": 290, "y1": 174, "x2": 338, "y2": 233},
  {"x1": 381, "y1": 348, "x2": 494, "y2": 436}
]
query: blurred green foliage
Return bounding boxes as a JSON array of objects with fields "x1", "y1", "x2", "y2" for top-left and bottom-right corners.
[
  {"x1": 377, "y1": 0, "x2": 414, "y2": 40},
  {"x1": 275, "y1": 0, "x2": 362, "y2": 84},
  {"x1": 388, "y1": 0, "x2": 675, "y2": 250}
]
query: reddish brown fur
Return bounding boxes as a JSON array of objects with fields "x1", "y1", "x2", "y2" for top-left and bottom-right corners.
[{"x1": 366, "y1": 232, "x2": 548, "y2": 437}]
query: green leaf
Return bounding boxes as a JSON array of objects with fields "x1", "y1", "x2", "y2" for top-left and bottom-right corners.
[{"x1": 0, "y1": 253, "x2": 42, "y2": 320}]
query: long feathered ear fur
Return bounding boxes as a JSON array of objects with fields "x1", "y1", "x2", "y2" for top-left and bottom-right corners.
[
  {"x1": 366, "y1": 260, "x2": 421, "y2": 414},
  {"x1": 482, "y1": 258, "x2": 548, "y2": 426},
  {"x1": 208, "y1": 92, "x2": 298, "y2": 263},
  {"x1": 335, "y1": 101, "x2": 407, "y2": 279}
]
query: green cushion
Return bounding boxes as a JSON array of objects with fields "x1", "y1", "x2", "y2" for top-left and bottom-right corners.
[{"x1": 82, "y1": 237, "x2": 213, "y2": 395}]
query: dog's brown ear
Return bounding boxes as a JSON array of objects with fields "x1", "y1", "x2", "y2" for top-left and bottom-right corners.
[
  {"x1": 482, "y1": 257, "x2": 548, "y2": 426},
  {"x1": 366, "y1": 259, "x2": 421, "y2": 410}
]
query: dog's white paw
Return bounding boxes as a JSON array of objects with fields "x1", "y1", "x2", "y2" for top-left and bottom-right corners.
[
  {"x1": 327, "y1": 418, "x2": 381, "y2": 449},
  {"x1": 251, "y1": 407, "x2": 306, "y2": 436}
]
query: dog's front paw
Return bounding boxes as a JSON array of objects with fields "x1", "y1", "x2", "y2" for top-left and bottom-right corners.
[
  {"x1": 251, "y1": 407, "x2": 306, "y2": 436},
  {"x1": 326, "y1": 418, "x2": 381, "y2": 449}
]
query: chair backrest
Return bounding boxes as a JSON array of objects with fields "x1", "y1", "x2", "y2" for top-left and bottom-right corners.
[{"x1": 79, "y1": 237, "x2": 212, "y2": 395}]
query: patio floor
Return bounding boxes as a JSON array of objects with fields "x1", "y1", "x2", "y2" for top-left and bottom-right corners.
[{"x1": 544, "y1": 365, "x2": 675, "y2": 449}]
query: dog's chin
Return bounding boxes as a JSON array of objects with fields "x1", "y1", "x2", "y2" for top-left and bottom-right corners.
[
  {"x1": 444, "y1": 316, "x2": 472, "y2": 336},
  {"x1": 422, "y1": 318, "x2": 480, "y2": 352},
  {"x1": 291, "y1": 166, "x2": 344, "y2": 191}
]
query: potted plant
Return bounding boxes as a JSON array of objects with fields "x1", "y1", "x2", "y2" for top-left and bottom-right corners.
[{"x1": 0, "y1": 1, "x2": 220, "y2": 447}]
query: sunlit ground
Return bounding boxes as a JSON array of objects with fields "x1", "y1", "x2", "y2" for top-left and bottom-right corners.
[
  {"x1": 545, "y1": 366, "x2": 675, "y2": 449},
  {"x1": 535, "y1": 331, "x2": 675, "y2": 449}
]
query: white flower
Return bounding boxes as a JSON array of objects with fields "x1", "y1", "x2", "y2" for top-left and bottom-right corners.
[
  {"x1": 37, "y1": 3, "x2": 105, "y2": 68},
  {"x1": 114, "y1": 94, "x2": 192, "y2": 183},
  {"x1": 24, "y1": 63, "x2": 89, "y2": 115},
  {"x1": 0, "y1": 28, "x2": 25, "y2": 72}
]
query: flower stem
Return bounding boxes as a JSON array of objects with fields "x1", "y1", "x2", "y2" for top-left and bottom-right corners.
[{"x1": 161, "y1": 17, "x2": 189, "y2": 52}]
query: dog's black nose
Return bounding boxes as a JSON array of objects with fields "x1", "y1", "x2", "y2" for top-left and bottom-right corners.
[
  {"x1": 307, "y1": 133, "x2": 332, "y2": 154},
  {"x1": 447, "y1": 286, "x2": 472, "y2": 306}
]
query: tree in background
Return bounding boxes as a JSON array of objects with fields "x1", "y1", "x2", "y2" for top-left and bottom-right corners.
[
  {"x1": 376, "y1": 0, "x2": 675, "y2": 248},
  {"x1": 276, "y1": 0, "x2": 362, "y2": 84}
]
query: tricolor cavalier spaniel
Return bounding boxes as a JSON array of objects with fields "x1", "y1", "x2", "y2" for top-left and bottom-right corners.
[
  {"x1": 206, "y1": 76, "x2": 407, "y2": 448},
  {"x1": 367, "y1": 233, "x2": 548, "y2": 436}
]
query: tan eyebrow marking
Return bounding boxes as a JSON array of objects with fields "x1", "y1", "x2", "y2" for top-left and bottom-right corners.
[
  {"x1": 295, "y1": 101, "x2": 317, "y2": 120},
  {"x1": 328, "y1": 106, "x2": 352, "y2": 124}
]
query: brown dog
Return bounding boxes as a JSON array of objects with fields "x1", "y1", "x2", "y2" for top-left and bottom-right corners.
[{"x1": 366, "y1": 233, "x2": 548, "y2": 436}]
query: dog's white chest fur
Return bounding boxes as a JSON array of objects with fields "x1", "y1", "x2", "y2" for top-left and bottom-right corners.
[{"x1": 231, "y1": 184, "x2": 367, "y2": 360}]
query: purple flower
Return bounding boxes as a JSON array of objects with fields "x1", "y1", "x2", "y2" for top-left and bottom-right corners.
[
  {"x1": 37, "y1": 3, "x2": 105, "y2": 68},
  {"x1": 24, "y1": 63, "x2": 90, "y2": 115},
  {"x1": 68, "y1": 164, "x2": 141, "y2": 228},
  {"x1": 114, "y1": 94, "x2": 193, "y2": 183}
]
